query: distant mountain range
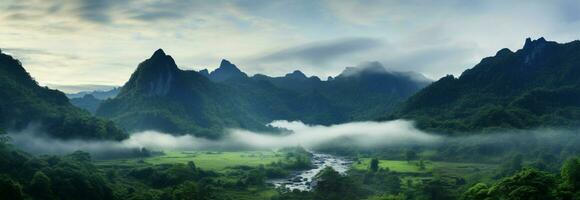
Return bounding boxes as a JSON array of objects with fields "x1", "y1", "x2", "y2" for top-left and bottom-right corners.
[
  {"x1": 66, "y1": 87, "x2": 120, "y2": 99},
  {"x1": 67, "y1": 88, "x2": 119, "y2": 114},
  {"x1": 394, "y1": 37, "x2": 580, "y2": 134},
  {"x1": 3, "y1": 37, "x2": 579, "y2": 139},
  {"x1": 95, "y1": 49, "x2": 429, "y2": 137},
  {"x1": 0, "y1": 49, "x2": 126, "y2": 140}
]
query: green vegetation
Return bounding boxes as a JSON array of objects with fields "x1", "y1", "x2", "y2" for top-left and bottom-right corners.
[
  {"x1": 354, "y1": 159, "x2": 436, "y2": 173},
  {"x1": 98, "y1": 151, "x2": 286, "y2": 171},
  {"x1": 96, "y1": 49, "x2": 428, "y2": 137},
  {"x1": 461, "y1": 165, "x2": 580, "y2": 200},
  {"x1": 0, "y1": 140, "x2": 314, "y2": 200},
  {"x1": 394, "y1": 38, "x2": 580, "y2": 134},
  {"x1": 70, "y1": 94, "x2": 102, "y2": 114},
  {"x1": 2, "y1": 38, "x2": 580, "y2": 200},
  {"x1": 0, "y1": 50, "x2": 125, "y2": 140}
]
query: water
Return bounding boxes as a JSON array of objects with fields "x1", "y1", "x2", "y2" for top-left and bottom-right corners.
[{"x1": 269, "y1": 152, "x2": 352, "y2": 191}]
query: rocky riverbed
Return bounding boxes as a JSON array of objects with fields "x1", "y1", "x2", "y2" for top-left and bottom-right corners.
[{"x1": 269, "y1": 152, "x2": 351, "y2": 191}]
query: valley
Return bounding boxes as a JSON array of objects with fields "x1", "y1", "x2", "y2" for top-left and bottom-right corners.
[{"x1": 1, "y1": 14, "x2": 580, "y2": 199}]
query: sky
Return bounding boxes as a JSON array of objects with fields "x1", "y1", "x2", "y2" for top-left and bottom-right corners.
[{"x1": 1, "y1": 0, "x2": 580, "y2": 92}]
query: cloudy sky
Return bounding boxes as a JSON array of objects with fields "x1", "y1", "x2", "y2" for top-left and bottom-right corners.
[{"x1": 1, "y1": 0, "x2": 580, "y2": 92}]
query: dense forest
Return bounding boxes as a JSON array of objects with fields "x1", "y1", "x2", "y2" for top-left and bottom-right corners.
[
  {"x1": 0, "y1": 50, "x2": 125, "y2": 140},
  {"x1": 394, "y1": 38, "x2": 580, "y2": 134}
]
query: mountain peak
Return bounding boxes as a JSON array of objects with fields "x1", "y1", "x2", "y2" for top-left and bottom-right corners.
[
  {"x1": 523, "y1": 37, "x2": 548, "y2": 50},
  {"x1": 152, "y1": 48, "x2": 166, "y2": 58},
  {"x1": 285, "y1": 70, "x2": 307, "y2": 79},
  {"x1": 208, "y1": 59, "x2": 247, "y2": 82},
  {"x1": 123, "y1": 49, "x2": 179, "y2": 97},
  {"x1": 199, "y1": 69, "x2": 210, "y2": 77},
  {"x1": 219, "y1": 59, "x2": 235, "y2": 68},
  {"x1": 496, "y1": 48, "x2": 513, "y2": 56},
  {"x1": 339, "y1": 61, "x2": 388, "y2": 77}
]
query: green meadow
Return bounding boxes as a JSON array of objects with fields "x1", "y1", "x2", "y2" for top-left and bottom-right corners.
[
  {"x1": 353, "y1": 158, "x2": 497, "y2": 175},
  {"x1": 97, "y1": 150, "x2": 285, "y2": 171}
]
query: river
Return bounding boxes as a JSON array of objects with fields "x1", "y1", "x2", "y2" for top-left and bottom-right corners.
[{"x1": 269, "y1": 152, "x2": 352, "y2": 191}]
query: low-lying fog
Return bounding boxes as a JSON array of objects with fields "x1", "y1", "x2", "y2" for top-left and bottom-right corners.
[
  {"x1": 8, "y1": 120, "x2": 437, "y2": 155},
  {"x1": 6, "y1": 119, "x2": 580, "y2": 158}
]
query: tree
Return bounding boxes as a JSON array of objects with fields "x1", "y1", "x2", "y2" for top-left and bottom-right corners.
[
  {"x1": 314, "y1": 167, "x2": 358, "y2": 200},
  {"x1": 0, "y1": 175, "x2": 23, "y2": 200},
  {"x1": 416, "y1": 178, "x2": 454, "y2": 200},
  {"x1": 462, "y1": 183, "x2": 490, "y2": 200},
  {"x1": 559, "y1": 157, "x2": 580, "y2": 199},
  {"x1": 172, "y1": 181, "x2": 199, "y2": 200},
  {"x1": 370, "y1": 158, "x2": 379, "y2": 172},
  {"x1": 488, "y1": 168, "x2": 556, "y2": 200},
  {"x1": 28, "y1": 171, "x2": 53, "y2": 200},
  {"x1": 418, "y1": 160, "x2": 426, "y2": 170},
  {"x1": 188, "y1": 161, "x2": 197, "y2": 171},
  {"x1": 561, "y1": 157, "x2": 580, "y2": 190}
]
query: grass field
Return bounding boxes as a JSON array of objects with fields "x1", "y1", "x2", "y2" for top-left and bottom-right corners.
[
  {"x1": 352, "y1": 158, "x2": 497, "y2": 176},
  {"x1": 97, "y1": 151, "x2": 285, "y2": 171}
]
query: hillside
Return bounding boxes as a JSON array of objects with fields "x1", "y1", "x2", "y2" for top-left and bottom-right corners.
[
  {"x1": 97, "y1": 50, "x2": 429, "y2": 137},
  {"x1": 96, "y1": 50, "x2": 270, "y2": 138},
  {"x1": 0, "y1": 50, "x2": 126, "y2": 140},
  {"x1": 395, "y1": 38, "x2": 580, "y2": 134}
]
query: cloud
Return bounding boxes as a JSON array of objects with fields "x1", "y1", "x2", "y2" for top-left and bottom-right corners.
[
  {"x1": 229, "y1": 120, "x2": 440, "y2": 149},
  {"x1": 6, "y1": 120, "x2": 441, "y2": 156},
  {"x1": 7, "y1": 120, "x2": 580, "y2": 161},
  {"x1": 257, "y1": 37, "x2": 383, "y2": 65},
  {"x1": 2, "y1": 47, "x2": 80, "y2": 61},
  {"x1": 75, "y1": 0, "x2": 116, "y2": 23}
]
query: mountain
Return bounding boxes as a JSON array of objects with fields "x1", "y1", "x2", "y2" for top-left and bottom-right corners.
[
  {"x1": 202, "y1": 59, "x2": 248, "y2": 82},
  {"x1": 96, "y1": 49, "x2": 269, "y2": 138},
  {"x1": 0, "y1": 49, "x2": 126, "y2": 140},
  {"x1": 70, "y1": 94, "x2": 102, "y2": 114},
  {"x1": 66, "y1": 87, "x2": 120, "y2": 99},
  {"x1": 394, "y1": 37, "x2": 580, "y2": 134},
  {"x1": 252, "y1": 70, "x2": 322, "y2": 92},
  {"x1": 97, "y1": 49, "x2": 429, "y2": 137},
  {"x1": 68, "y1": 88, "x2": 120, "y2": 113}
]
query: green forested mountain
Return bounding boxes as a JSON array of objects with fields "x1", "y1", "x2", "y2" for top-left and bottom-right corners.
[
  {"x1": 97, "y1": 50, "x2": 429, "y2": 137},
  {"x1": 68, "y1": 88, "x2": 119, "y2": 113},
  {"x1": 242, "y1": 62, "x2": 431, "y2": 124},
  {"x1": 0, "y1": 50, "x2": 126, "y2": 140},
  {"x1": 96, "y1": 49, "x2": 270, "y2": 138},
  {"x1": 395, "y1": 38, "x2": 580, "y2": 134},
  {"x1": 69, "y1": 94, "x2": 102, "y2": 114}
]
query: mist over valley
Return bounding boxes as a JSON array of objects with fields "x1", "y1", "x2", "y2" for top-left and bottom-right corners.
[{"x1": 2, "y1": 1, "x2": 580, "y2": 199}]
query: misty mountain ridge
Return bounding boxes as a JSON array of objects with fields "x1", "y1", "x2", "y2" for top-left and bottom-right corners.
[
  {"x1": 66, "y1": 87, "x2": 120, "y2": 99},
  {"x1": 395, "y1": 37, "x2": 580, "y2": 134},
  {"x1": 67, "y1": 87, "x2": 120, "y2": 114},
  {"x1": 96, "y1": 49, "x2": 429, "y2": 137}
]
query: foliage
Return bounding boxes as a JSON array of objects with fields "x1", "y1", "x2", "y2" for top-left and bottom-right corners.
[
  {"x1": 0, "y1": 174, "x2": 23, "y2": 200},
  {"x1": 464, "y1": 157, "x2": 580, "y2": 200},
  {"x1": 27, "y1": 171, "x2": 53, "y2": 200},
  {"x1": 395, "y1": 38, "x2": 580, "y2": 133},
  {"x1": 96, "y1": 50, "x2": 427, "y2": 137},
  {"x1": 0, "y1": 51, "x2": 126, "y2": 140},
  {"x1": 313, "y1": 167, "x2": 360, "y2": 200},
  {"x1": 370, "y1": 158, "x2": 379, "y2": 172}
]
